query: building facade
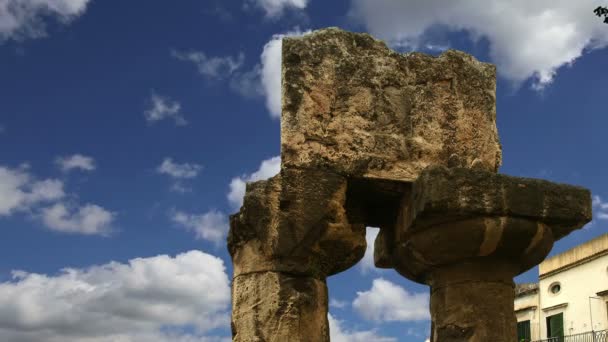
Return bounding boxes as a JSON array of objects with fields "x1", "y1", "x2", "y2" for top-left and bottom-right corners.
[{"x1": 515, "y1": 233, "x2": 608, "y2": 341}]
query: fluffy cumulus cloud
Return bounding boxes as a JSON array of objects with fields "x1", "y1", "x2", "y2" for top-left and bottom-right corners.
[
  {"x1": 349, "y1": 0, "x2": 608, "y2": 89},
  {"x1": 328, "y1": 314, "x2": 396, "y2": 342},
  {"x1": 0, "y1": 0, "x2": 91, "y2": 41},
  {"x1": 353, "y1": 278, "x2": 430, "y2": 322},
  {"x1": 0, "y1": 163, "x2": 114, "y2": 235},
  {"x1": 172, "y1": 50, "x2": 245, "y2": 79},
  {"x1": 171, "y1": 210, "x2": 229, "y2": 245},
  {"x1": 227, "y1": 156, "x2": 280, "y2": 209},
  {"x1": 259, "y1": 29, "x2": 309, "y2": 117},
  {"x1": 41, "y1": 202, "x2": 115, "y2": 235},
  {"x1": 55, "y1": 154, "x2": 96, "y2": 172},
  {"x1": 592, "y1": 195, "x2": 608, "y2": 220},
  {"x1": 0, "y1": 165, "x2": 64, "y2": 216},
  {"x1": 359, "y1": 227, "x2": 381, "y2": 274},
  {"x1": 247, "y1": 0, "x2": 309, "y2": 18},
  {"x1": 0, "y1": 251, "x2": 231, "y2": 342},
  {"x1": 144, "y1": 93, "x2": 187, "y2": 126}
]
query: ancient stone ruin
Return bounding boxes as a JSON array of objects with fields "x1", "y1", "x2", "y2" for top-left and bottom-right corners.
[{"x1": 227, "y1": 28, "x2": 592, "y2": 342}]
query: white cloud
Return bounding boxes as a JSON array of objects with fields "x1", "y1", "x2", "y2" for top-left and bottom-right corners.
[
  {"x1": 592, "y1": 195, "x2": 608, "y2": 220},
  {"x1": 248, "y1": 0, "x2": 309, "y2": 18},
  {"x1": 349, "y1": 0, "x2": 608, "y2": 89},
  {"x1": 359, "y1": 227, "x2": 381, "y2": 274},
  {"x1": 353, "y1": 278, "x2": 430, "y2": 322},
  {"x1": 171, "y1": 210, "x2": 229, "y2": 245},
  {"x1": 144, "y1": 93, "x2": 187, "y2": 126},
  {"x1": 55, "y1": 154, "x2": 95, "y2": 172},
  {"x1": 328, "y1": 314, "x2": 397, "y2": 342},
  {"x1": 157, "y1": 158, "x2": 202, "y2": 193},
  {"x1": 41, "y1": 202, "x2": 115, "y2": 235},
  {"x1": 227, "y1": 156, "x2": 280, "y2": 210},
  {"x1": 0, "y1": 250, "x2": 231, "y2": 342},
  {"x1": 174, "y1": 29, "x2": 310, "y2": 119},
  {"x1": 0, "y1": 0, "x2": 91, "y2": 42},
  {"x1": 0, "y1": 165, "x2": 64, "y2": 216},
  {"x1": 329, "y1": 298, "x2": 348, "y2": 309},
  {"x1": 260, "y1": 29, "x2": 309, "y2": 118},
  {"x1": 172, "y1": 50, "x2": 245, "y2": 79},
  {"x1": 157, "y1": 158, "x2": 202, "y2": 179}
]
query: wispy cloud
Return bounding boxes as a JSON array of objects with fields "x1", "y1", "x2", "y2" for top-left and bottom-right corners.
[
  {"x1": 172, "y1": 50, "x2": 244, "y2": 79},
  {"x1": 0, "y1": 0, "x2": 92, "y2": 42},
  {"x1": 156, "y1": 158, "x2": 203, "y2": 193},
  {"x1": 246, "y1": 0, "x2": 309, "y2": 18},
  {"x1": 55, "y1": 154, "x2": 96, "y2": 172},
  {"x1": 144, "y1": 93, "x2": 187, "y2": 126},
  {"x1": 157, "y1": 158, "x2": 202, "y2": 179}
]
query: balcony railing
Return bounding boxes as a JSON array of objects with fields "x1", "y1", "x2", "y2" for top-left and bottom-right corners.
[{"x1": 528, "y1": 330, "x2": 607, "y2": 342}]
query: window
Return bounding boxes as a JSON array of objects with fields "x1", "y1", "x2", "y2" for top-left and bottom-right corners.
[
  {"x1": 549, "y1": 282, "x2": 561, "y2": 294},
  {"x1": 517, "y1": 320, "x2": 531, "y2": 342},
  {"x1": 546, "y1": 313, "x2": 564, "y2": 341}
]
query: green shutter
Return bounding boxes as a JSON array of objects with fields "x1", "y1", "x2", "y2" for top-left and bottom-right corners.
[
  {"x1": 517, "y1": 320, "x2": 531, "y2": 341},
  {"x1": 547, "y1": 313, "x2": 564, "y2": 339}
]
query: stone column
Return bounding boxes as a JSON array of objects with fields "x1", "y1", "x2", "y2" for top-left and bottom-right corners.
[
  {"x1": 375, "y1": 166, "x2": 592, "y2": 342},
  {"x1": 228, "y1": 169, "x2": 366, "y2": 342},
  {"x1": 231, "y1": 272, "x2": 329, "y2": 341},
  {"x1": 427, "y1": 259, "x2": 519, "y2": 340}
]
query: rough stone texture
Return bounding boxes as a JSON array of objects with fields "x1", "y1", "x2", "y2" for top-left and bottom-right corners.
[
  {"x1": 228, "y1": 168, "x2": 366, "y2": 342},
  {"x1": 228, "y1": 168, "x2": 366, "y2": 278},
  {"x1": 370, "y1": 166, "x2": 592, "y2": 342},
  {"x1": 375, "y1": 166, "x2": 592, "y2": 279},
  {"x1": 231, "y1": 272, "x2": 329, "y2": 342},
  {"x1": 428, "y1": 259, "x2": 518, "y2": 342},
  {"x1": 281, "y1": 28, "x2": 502, "y2": 181}
]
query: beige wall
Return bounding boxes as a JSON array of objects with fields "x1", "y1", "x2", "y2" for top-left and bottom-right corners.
[
  {"x1": 538, "y1": 253, "x2": 608, "y2": 337},
  {"x1": 515, "y1": 292, "x2": 540, "y2": 340}
]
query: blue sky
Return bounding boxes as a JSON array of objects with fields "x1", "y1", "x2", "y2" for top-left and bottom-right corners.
[{"x1": 1, "y1": 0, "x2": 607, "y2": 341}]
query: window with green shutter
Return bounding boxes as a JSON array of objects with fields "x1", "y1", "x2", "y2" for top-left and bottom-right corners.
[
  {"x1": 546, "y1": 313, "x2": 564, "y2": 341},
  {"x1": 517, "y1": 320, "x2": 531, "y2": 341}
]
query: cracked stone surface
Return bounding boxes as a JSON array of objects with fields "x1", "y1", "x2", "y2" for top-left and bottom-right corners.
[
  {"x1": 228, "y1": 168, "x2": 366, "y2": 342},
  {"x1": 372, "y1": 166, "x2": 592, "y2": 342},
  {"x1": 281, "y1": 28, "x2": 502, "y2": 181}
]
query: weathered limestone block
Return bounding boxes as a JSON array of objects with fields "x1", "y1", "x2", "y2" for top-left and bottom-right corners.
[
  {"x1": 374, "y1": 166, "x2": 591, "y2": 341},
  {"x1": 281, "y1": 28, "x2": 502, "y2": 181},
  {"x1": 231, "y1": 272, "x2": 329, "y2": 342},
  {"x1": 228, "y1": 168, "x2": 366, "y2": 342},
  {"x1": 228, "y1": 168, "x2": 367, "y2": 278}
]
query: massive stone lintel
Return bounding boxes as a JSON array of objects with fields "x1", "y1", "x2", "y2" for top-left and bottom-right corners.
[{"x1": 281, "y1": 28, "x2": 502, "y2": 181}]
